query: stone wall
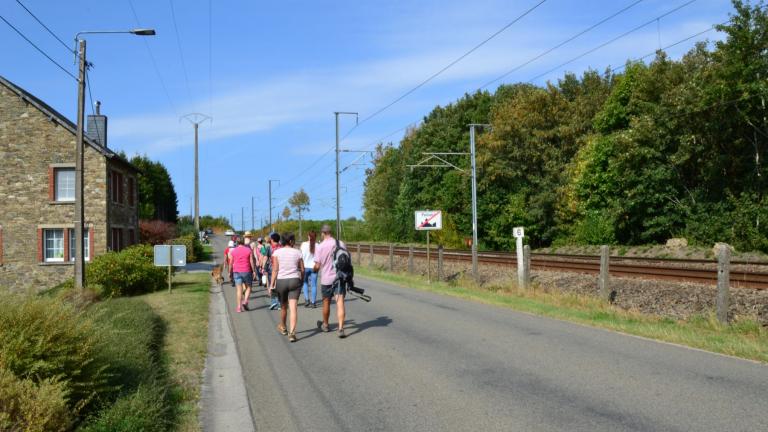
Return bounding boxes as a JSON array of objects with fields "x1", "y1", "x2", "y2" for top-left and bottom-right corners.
[{"x1": 0, "y1": 83, "x2": 110, "y2": 292}]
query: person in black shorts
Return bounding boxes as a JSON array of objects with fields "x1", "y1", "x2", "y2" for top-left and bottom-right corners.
[{"x1": 271, "y1": 232, "x2": 304, "y2": 342}]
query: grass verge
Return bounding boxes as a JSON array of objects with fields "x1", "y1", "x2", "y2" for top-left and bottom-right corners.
[
  {"x1": 356, "y1": 266, "x2": 768, "y2": 363},
  {"x1": 142, "y1": 272, "x2": 210, "y2": 432}
]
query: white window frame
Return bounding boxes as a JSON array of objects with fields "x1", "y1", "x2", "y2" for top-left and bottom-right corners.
[
  {"x1": 44, "y1": 229, "x2": 65, "y2": 262},
  {"x1": 55, "y1": 168, "x2": 75, "y2": 202},
  {"x1": 68, "y1": 228, "x2": 90, "y2": 262}
]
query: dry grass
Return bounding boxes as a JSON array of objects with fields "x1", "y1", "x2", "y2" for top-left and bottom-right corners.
[
  {"x1": 142, "y1": 272, "x2": 210, "y2": 432},
  {"x1": 357, "y1": 266, "x2": 768, "y2": 363}
]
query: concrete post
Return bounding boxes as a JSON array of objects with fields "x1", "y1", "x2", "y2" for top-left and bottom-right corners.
[
  {"x1": 356, "y1": 244, "x2": 362, "y2": 265},
  {"x1": 408, "y1": 246, "x2": 414, "y2": 274},
  {"x1": 438, "y1": 245, "x2": 444, "y2": 282},
  {"x1": 522, "y1": 245, "x2": 531, "y2": 290},
  {"x1": 599, "y1": 245, "x2": 611, "y2": 300},
  {"x1": 716, "y1": 245, "x2": 731, "y2": 324},
  {"x1": 369, "y1": 244, "x2": 374, "y2": 267},
  {"x1": 389, "y1": 244, "x2": 394, "y2": 271}
]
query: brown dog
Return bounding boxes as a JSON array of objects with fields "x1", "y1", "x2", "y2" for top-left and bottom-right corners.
[{"x1": 211, "y1": 264, "x2": 225, "y2": 287}]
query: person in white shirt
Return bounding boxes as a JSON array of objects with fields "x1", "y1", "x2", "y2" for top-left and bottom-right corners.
[{"x1": 300, "y1": 231, "x2": 319, "y2": 308}]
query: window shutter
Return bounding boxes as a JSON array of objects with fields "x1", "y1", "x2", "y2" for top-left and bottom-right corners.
[
  {"x1": 48, "y1": 167, "x2": 54, "y2": 200},
  {"x1": 89, "y1": 226, "x2": 94, "y2": 259},
  {"x1": 37, "y1": 228, "x2": 43, "y2": 262},
  {"x1": 63, "y1": 228, "x2": 70, "y2": 261}
]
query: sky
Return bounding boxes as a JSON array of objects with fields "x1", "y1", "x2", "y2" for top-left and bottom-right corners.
[{"x1": 1, "y1": 0, "x2": 735, "y2": 229}]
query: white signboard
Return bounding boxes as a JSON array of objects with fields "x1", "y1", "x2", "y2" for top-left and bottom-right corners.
[
  {"x1": 415, "y1": 210, "x2": 443, "y2": 231},
  {"x1": 513, "y1": 227, "x2": 525, "y2": 238},
  {"x1": 153, "y1": 245, "x2": 187, "y2": 267}
]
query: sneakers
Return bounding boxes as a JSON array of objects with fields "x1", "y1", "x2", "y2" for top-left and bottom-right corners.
[
  {"x1": 338, "y1": 328, "x2": 346, "y2": 339},
  {"x1": 288, "y1": 332, "x2": 297, "y2": 343},
  {"x1": 242, "y1": 302, "x2": 249, "y2": 311},
  {"x1": 304, "y1": 301, "x2": 311, "y2": 308},
  {"x1": 311, "y1": 303, "x2": 317, "y2": 309},
  {"x1": 269, "y1": 303, "x2": 278, "y2": 310},
  {"x1": 277, "y1": 324, "x2": 288, "y2": 335},
  {"x1": 317, "y1": 320, "x2": 330, "y2": 333},
  {"x1": 236, "y1": 305, "x2": 242, "y2": 313}
]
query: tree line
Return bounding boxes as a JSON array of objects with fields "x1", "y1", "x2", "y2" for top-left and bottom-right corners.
[{"x1": 362, "y1": 1, "x2": 768, "y2": 252}]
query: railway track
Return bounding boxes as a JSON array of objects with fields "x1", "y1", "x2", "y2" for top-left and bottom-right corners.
[{"x1": 348, "y1": 244, "x2": 768, "y2": 290}]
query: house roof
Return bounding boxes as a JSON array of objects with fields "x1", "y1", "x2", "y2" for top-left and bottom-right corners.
[{"x1": 0, "y1": 75, "x2": 138, "y2": 173}]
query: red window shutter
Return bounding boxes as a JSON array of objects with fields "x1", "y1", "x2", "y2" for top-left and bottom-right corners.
[
  {"x1": 89, "y1": 226, "x2": 94, "y2": 259},
  {"x1": 37, "y1": 228, "x2": 43, "y2": 262},
  {"x1": 48, "y1": 167, "x2": 54, "y2": 200},
  {"x1": 63, "y1": 228, "x2": 70, "y2": 261}
]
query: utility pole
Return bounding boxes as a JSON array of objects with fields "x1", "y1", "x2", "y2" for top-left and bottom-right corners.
[
  {"x1": 268, "y1": 179, "x2": 279, "y2": 233},
  {"x1": 74, "y1": 39, "x2": 86, "y2": 290},
  {"x1": 181, "y1": 113, "x2": 211, "y2": 234},
  {"x1": 334, "y1": 111, "x2": 358, "y2": 239}
]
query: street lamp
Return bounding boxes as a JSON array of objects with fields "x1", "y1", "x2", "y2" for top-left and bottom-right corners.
[{"x1": 73, "y1": 29, "x2": 155, "y2": 289}]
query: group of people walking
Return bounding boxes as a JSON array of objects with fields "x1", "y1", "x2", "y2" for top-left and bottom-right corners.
[{"x1": 222, "y1": 224, "x2": 349, "y2": 342}]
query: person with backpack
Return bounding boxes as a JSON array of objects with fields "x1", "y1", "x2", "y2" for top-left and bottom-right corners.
[{"x1": 313, "y1": 224, "x2": 350, "y2": 338}]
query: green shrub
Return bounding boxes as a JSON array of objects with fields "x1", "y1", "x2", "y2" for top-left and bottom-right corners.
[
  {"x1": 0, "y1": 367, "x2": 72, "y2": 432},
  {"x1": 79, "y1": 385, "x2": 170, "y2": 432},
  {"x1": 167, "y1": 234, "x2": 203, "y2": 263},
  {"x1": 0, "y1": 294, "x2": 110, "y2": 420},
  {"x1": 570, "y1": 209, "x2": 617, "y2": 245},
  {"x1": 87, "y1": 244, "x2": 165, "y2": 297}
]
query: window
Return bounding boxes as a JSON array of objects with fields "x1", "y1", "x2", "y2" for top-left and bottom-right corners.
[
  {"x1": 111, "y1": 171, "x2": 124, "y2": 204},
  {"x1": 44, "y1": 229, "x2": 65, "y2": 262},
  {"x1": 68, "y1": 228, "x2": 90, "y2": 262},
  {"x1": 55, "y1": 168, "x2": 75, "y2": 202},
  {"x1": 111, "y1": 228, "x2": 123, "y2": 252},
  {"x1": 128, "y1": 229, "x2": 135, "y2": 246},
  {"x1": 128, "y1": 177, "x2": 135, "y2": 207}
]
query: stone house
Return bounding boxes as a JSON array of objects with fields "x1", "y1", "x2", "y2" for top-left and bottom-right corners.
[{"x1": 0, "y1": 75, "x2": 139, "y2": 292}]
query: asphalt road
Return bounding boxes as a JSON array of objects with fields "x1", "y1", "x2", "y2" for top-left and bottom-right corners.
[{"x1": 214, "y1": 236, "x2": 768, "y2": 431}]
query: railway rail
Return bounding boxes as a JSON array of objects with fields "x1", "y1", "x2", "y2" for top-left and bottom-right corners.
[{"x1": 348, "y1": 243, "x2": 768, "y2": 290}]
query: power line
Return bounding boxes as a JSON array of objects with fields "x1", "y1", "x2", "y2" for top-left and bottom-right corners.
[
  {"x1": 480, "y1": 0, "x2": 645, "y2": 90},
  {"x1": 526, "y1": 0, "x2": 699, "y2": 84},
  {"x1": 127, "y1": 0, "x2": 178, "y2": 115},
  {"x1": 281, "y1": 146, "x2": 336, "y2": 188},
  {"x1": 168, "y1": 0, "x2": 193, "y2": 99},
  {"x1": 0, "y1": 14, "x2": 76, "y2": 80},
  {"x1": 14, "y1": 0, "x2": 74, "y2": 54},
  {"x1": 341, "y1": 0, "x2": 549, "y2": 140}
]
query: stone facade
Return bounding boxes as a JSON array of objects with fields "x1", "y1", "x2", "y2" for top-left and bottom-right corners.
[{"x1": 0, "y1": 76, "x2": 139, "y2": 293}]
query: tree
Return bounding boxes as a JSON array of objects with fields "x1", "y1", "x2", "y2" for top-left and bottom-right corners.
[
  {"x1": 129, "y1": 155, "x2": 178, "y2": 223},
  {"x1": 281, "y1": 206, "x2": 291, "y2": 221},
  {"x1": 288, "y1": 189, "x2": 310, "y2": 239}
]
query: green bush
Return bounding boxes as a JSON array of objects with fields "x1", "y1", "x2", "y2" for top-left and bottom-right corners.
[
  {"x1": 0, "y1": 367, "x2": 72, "y2": 432},
  {"x1": 87, "y1": 244, "x2": 165, "y2": 297},
  {"x1": 167, "y1": 234, "x2": 203, "y2": 263},
  {"x1": 0, "y1": 294, "x2": 110, "y2": 421},
  {"x1": 569, "y1": 209, "x2": 617, "y2": 245},
  {"x1": 79, "y1": 385, "x2": 169, "y2": 432}
]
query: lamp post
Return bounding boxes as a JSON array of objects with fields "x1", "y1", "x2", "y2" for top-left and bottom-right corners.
[{"x1": 73, "y1": 29, "x2": 155, "y2": 289}]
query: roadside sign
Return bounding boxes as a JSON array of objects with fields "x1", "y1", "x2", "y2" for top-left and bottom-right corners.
[
  {"x1": 415, "y1": 210, "x2": 442, "y2": 231},
  {"x1": 153, "y1": 245, "x2": 187, "y2": 267},
  {"x1": 513, "y1": 227, "x2": 525, "y2": 238}
]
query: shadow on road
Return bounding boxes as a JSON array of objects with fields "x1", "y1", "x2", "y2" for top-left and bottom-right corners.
[{"x1": 344, "y1": 316, "x2": 393, "y2": 337}]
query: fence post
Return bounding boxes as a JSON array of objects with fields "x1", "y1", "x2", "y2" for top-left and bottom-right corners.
[
  {"x1": 369, "y1": 244, "x2": 374, "y2": 267},
  {"x1": 522, "y1": 245, "x2": 531, "y2": 290},
  {"x1": 389, "y1": 244, "x2": 394, "y2": 271},
  {"x1": 356, "y1": 244, "x2": 362, "y2": 266},
  {"x1": 438, "y1": 245, "x2": 444, "y2": 282},
  {"x1": 716, "y1": 244, "x2": 731, "y2": 324},
  {"x1": 599, "y1": 245, "x2": 611, "y2": 300},
  {"x1": 408, "y1": 246, "x2": 414, "y2": 274}
]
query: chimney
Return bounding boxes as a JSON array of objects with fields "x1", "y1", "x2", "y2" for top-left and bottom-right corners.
[{"x1": 86, "y1": 101, "x2": 108, "y2": 148}]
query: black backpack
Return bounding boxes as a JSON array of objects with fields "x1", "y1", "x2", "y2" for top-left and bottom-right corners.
[{"x1": 333, "y1": 239, "x2": 354, "y2": 286}]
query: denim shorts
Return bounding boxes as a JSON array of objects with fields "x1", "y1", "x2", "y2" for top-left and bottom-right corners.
[
  {"x1": 321, "y1": 281, "x2": 347, "y2": 299},
  {"x1": 233, "y1": 272, "x2": 253, "y2": 286}
]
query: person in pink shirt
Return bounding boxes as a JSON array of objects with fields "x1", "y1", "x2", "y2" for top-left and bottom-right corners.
[
  {"x1": 230, "y1": 237, "x2": 257, "y2": 313},
  {"x1": 271, "y1": 232, "x2": 304, "y2": 342},
  {"x1": 313, "y1": 224, "x2": 348, "y2": 338}
]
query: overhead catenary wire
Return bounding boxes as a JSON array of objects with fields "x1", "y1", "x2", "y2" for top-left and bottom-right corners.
[
  {"x1": 14, "y1": 0, "x2": 73, "y2": 54},
  {"x1": 339, "y1": 0, "x2": 550, "y2": 142},
  {"x1": 0, "y1": 14, "x2": 76, "y2": 80},
  {"x1": 480, "y1": 0, "x2": 645, "y2": 90}
]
